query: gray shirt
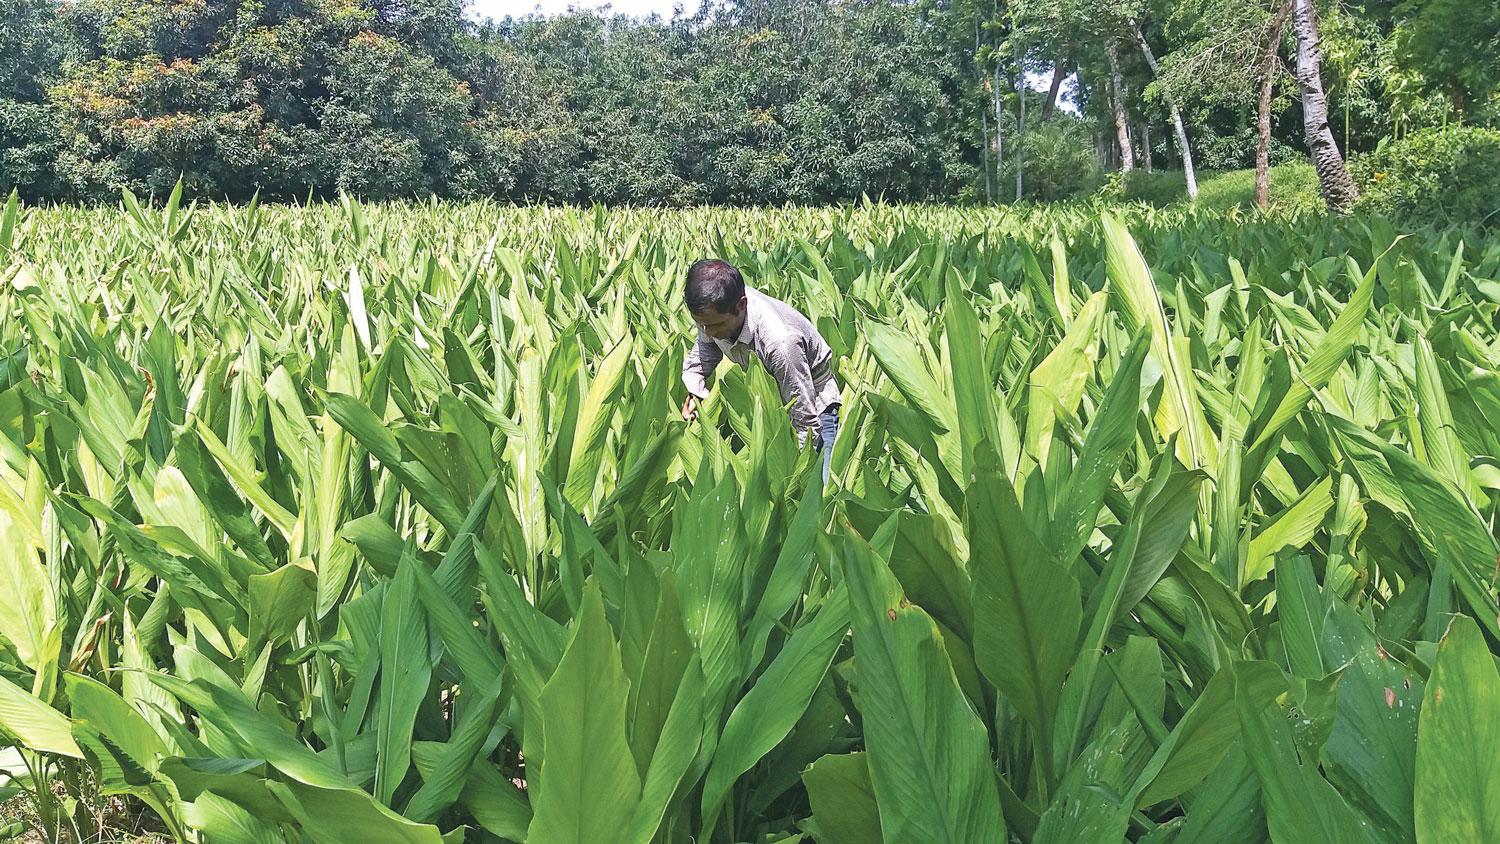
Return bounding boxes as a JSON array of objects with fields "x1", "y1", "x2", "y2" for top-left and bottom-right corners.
[{"x1": 682, "y1": 286, "x2": 842, "y2": 441}]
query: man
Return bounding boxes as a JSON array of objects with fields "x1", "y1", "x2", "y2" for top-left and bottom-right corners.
[{"x1": 680, "y1": 259, "x2": 842, "y2": 482}]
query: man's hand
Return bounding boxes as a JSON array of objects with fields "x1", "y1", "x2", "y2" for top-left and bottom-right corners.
[{"x1": 681, "y1": 394, "x2": 701, "y2": 421}]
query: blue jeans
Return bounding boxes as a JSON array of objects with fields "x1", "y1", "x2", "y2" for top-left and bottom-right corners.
[{"x1": 815, "y1": 404, "x2": 840, "y2": 485}]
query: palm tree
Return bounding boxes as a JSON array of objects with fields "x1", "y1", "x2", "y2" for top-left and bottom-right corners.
[{"x1": 1291, "y1": 0, "x2": 1358, "y2": 212}]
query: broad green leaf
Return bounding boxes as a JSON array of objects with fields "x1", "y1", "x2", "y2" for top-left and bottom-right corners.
[
  {"x1": 1275, "y1": 554, "x2": 1329, "y2": 679},
  {"x1": 266, "y1": 778, "x2": 443, "y2": 844},
  {"x1": 669, "y1": 468, "x2": 746, "y2": 714},
  {"x1": 565, "y1": 333, "x2": 633, "y2": 509},
  {"x1": 1101, "y1": 213, "x2": 1214, "y2": 470},
  {"x1": 1321, "y1": 601, "x2": 1419, "y2": 843},
  {"x1": 969, "y1": 439, "x2": 1079, "y2": 747},
  {"x1": 193, "y1": 417, "x2": 297, "y2": 539},
  {"x1": 183, "y1": 791, "x2": 286, "y2": 844},
  {"x1": 150, "y1": 672, "x2": 352, "y2": 789},
  {"x1": 840, "y1": 522, "x2": 1006, "y2": 844},
  {"x1": 408, "y1": 555, "x2": 503, "y2": 691},
  {"x1": 866, "y1": 320, "x2": 955, "y2": 435},
  {"x1": 1245, "y1": 476, "x2": 1334, "y2": 587},
  {"x1": 743, "y1": 468, "x2": 825, "y2": 671},
  {"x1": 625, "y1": 652, "x2": 705, "y2": 844},
  {"x1": 1034, "y1": 722, "x2": 1132, "y2": 844},
  {"x1": 0, "y1": 672, "x2": 81, "y2": 758},
  {"x1": 527, "y1": 584, "x2": 642, "y2": 844},
  {"x1": 801, "y1": 753, "x2": 882, "y2": 844},
  {"x1": 1026, "y1": 291, "x2": 1107, "y2": 465},
  {"x1": 326, "y1": 394, "x2": 465, "y2": 533},
  {"x1": 701, "y1": 587, "x2": 849, "y2": 830},
  {"x1": 0, "y1": 509, "x2": 51, "y2": 672},
  {"x1": 459, "y1": 761, "x2": 532, "y2": 841},
  {"x1": 247, "y1": 560, "x2": 315, "y2": 652},
  {"x1": 1050, "y1": 331, "x2": 1149, "y2": 566},
  {"x1": 375, "y1": 558, "x2": 431, "y2": 805},
  {"x1": 64, "y1": 673, "x2": 164, "y2": 778},
  {"x1": 1415, "y1": 616, "x2": 1500, "y2": 843},
  {"x1": 945, "y1": 275, "x2": 999, "y2": 473},
  {"x1": 1173, "y1": 748, "x2": 1265, "y2": 844},
  {"x1": 404, "y1": 680, "x2": 505, "y2": 823},
  {"x1": 1329, "y1": 414, "x2": 1500, "y2": 641},
  {"x1": 1234, "y1": 662, "x2": 1374, "y2": 844},
  {"x1": 1250, "y1": 259, "x2": 1377, "y2": 452},
  {"x1": 1133, "y1": 660, "x2": 1283, "y2": 807}
]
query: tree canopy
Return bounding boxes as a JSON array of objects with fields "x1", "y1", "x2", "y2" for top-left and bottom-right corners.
[{"x1": 0, "y1": 0, "x2": 1493, "y2": 204}]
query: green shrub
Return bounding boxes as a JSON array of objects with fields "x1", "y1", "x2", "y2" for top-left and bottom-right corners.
[
  {"x1": 1005, "y1": 119, "x2": 1103, "y2": 201},
  {"x1": 1109, "y1": 169, "x2": 1190, "y2": 207},
  {"x1": 1352, "y1": 127, "x2": 1500, "y2": 224}
]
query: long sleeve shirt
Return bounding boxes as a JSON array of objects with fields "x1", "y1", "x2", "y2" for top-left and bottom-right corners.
[{"x1": 682, "y1": 286, "x2": 842, "y2": 442}]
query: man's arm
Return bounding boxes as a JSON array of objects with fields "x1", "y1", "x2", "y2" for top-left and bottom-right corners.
[
  {"x1": 682, "y1": 331, "x2": 723, "y2": 417},
  {"x1": 762, "y1": 337, "x2": 820, "y2": 444}
]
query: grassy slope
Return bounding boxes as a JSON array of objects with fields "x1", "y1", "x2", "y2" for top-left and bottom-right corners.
[{"x1": 1118, "y1": 162, "x2": 1323, "y2": 214}]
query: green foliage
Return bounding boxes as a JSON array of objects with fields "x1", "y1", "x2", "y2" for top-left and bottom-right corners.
[
  {"x1": 0, "y1": 198, "x2": 1499, "y2": 843},
  {"x1": 1352, "y1": 127, "x2": 1500, "y2": 224},
  {"x1": 1106, "y1": 163, "x2": 1322, "y2": 213},
  {"x1": 1006, "y1": 118, "x2": 1104, "y2": 201},
  {"x1": 11, "y1": 0, "x2": 979, "y2": 203},
  {"x1": 1390, "y1": 0, "x2": 1500, "y2": 119},
  {"x1": 0, "y1": 0, "x2": 66, "y2": 199},
  {"x1": 1194, "y1": 163, "x2": 1323, "y2": 213},
  {"x1": 3, "y1": 0, "x2": 1499, "y2": 208}
]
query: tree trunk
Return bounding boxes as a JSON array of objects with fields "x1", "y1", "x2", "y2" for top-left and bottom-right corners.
[
  {"x1": 1291, "y1": 0, "x2": 1357, "y2": 212},
  {"x1": 1106, "y1": 42, "x2": 1134, "y2": 172},
  {"x1": 1132, "y1": 24, "x2": 1197, "y2": 200},
  {"x1": 1015, "y1": 69, "x2": 1026, "y2": 200},
  {"x1": 1256, "y1": 2, "x2": 1292, "y2": 209},
  {"x1": 977, "y1": 17, "x2": 992, "y2": 202},
  {"x1": 1451, "y1": 79, "x2": 1467, "y2": 121},
  {"x1": 1141, "y1": 123, "x2": 1153, "y2": 170},
  {"x1": 1254, "y1": 72, "x2": 1275, "y2": 209},
  {"x1": 992, "y1": 63, "x2": 1005, "y2": 192},
  {"x1": 1041, "y1": 55, "x2": 1068, "y2": 120},
  {"x1": 981, "y1": 104, "x2": 993, "y2": 202}
]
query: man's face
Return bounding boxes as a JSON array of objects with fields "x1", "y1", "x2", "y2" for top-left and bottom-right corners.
[{"x1": 691, "y1": 297, "x2": 748, "y2": 340}]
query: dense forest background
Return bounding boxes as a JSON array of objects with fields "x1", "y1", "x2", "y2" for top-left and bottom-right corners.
[{"x1": 0, "y1": 0, "x2": 1495, "y2": 205}]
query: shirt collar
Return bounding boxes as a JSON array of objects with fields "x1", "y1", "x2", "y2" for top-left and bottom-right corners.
[{"x1": 733, "y1": 286, "x2": 759, "y2": 345}]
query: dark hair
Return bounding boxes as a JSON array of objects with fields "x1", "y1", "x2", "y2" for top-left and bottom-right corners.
[{"x1": 684, "y1": 259, "x2": 745, "y2": 314}]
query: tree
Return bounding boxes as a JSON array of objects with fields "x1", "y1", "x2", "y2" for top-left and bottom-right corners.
[
  {"x1": 1130, "y1": 20, "x2": 1197, "y2": 199},
  {"x1": 318, "y1": 31, "x2": 477, "y2": 198},
  {"x1": 0, "y1": 0, "x2": 68, "y2": 198},
  {"x1": 1019, "y1": 0, "x2": 1199, "y2": 198},
  {"x1": 1291, "y1": 0, "x2": 1358, "y2": 211},
  {"x1": 1039, "y1": 50, "x2": 1070, "y2": 119},
  {"x1": 1254, "y1": 3, "x2": 1291, "y2": 208},
  {"x1": 51, "y1": 0, "x2": 362, "y2": 198},
  {"x1": 1158, "y1": 0, "x2": 1292, "y2": 208},
  {"x1": 1389, "y1": 0, "x2": 1500, "y2": 121},
  {"x1": 1105, "y1": 41, "x2": 1134, "y2": 171}
]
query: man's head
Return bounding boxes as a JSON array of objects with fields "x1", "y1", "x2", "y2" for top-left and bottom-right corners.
[{"x1": 685, "y1": 259, "x2": 748, "y2": 340}]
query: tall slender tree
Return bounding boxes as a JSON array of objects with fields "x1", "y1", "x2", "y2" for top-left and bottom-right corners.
[
  {"x1": 1291, "y1": 0, "x2": 1358, "y2": 211},
  {"x1": 1106, "y1": 41, "x2": 1135, "y2": 171},
  {"x1": 1255, "y1": 2, "x2": 1291, "y2": 208},
  {"x1": 1040, "y1": 51, "x2": 1069, "y2": 119},
  {"x1": 1131, "y1": 21, "x2": 1197, "y2": 199}
]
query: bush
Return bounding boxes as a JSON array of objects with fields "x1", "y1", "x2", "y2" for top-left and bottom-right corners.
[
  {"x1": 1107, "y1": 169, "x2": 1191, "y2": 207},
  {"x1": 1004, "y1": 119, "x2": 1103, "y2": 202},
  {"x1": 1192, "y1": 125, "x2": 1302, "y2": 172},
  {"x1": 1351, "y1": 127, "x2": 1500, "y2": 224}
]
